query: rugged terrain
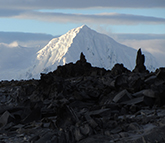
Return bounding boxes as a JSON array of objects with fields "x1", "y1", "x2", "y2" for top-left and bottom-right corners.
[
  {"x1": 21, "y1": 25, "x2": 158, "y2": 79},
  {"x1": 0, "y1": 25, "x2": 159, "y2": 81},
  {"x1": 0, "y1": 49, "x2": 165, "y2": 143}
]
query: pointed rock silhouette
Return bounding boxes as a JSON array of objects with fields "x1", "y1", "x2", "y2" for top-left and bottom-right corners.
[
  {"x1": 133, "y1": 48, "x2": 147, "y2": 73},
  {"x1": 80, "y1": 52, "x2": 87, "y2": 63}
]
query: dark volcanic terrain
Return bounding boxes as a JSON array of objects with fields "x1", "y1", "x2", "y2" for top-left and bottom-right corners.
[{"x1": 0, "y1": 49, "x2": 165, "y2": 143}]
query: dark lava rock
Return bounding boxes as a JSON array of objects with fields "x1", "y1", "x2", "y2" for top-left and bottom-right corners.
[
  {"x1": 111, "y1": 63, "x2": 130, "y2": 76},
  {"x1": 0, "y1": 111, "x2": 15, "y2": 128},
  {"x1": 79, "y1": 52, "x2": 87, "y2": 63},
  {"x1": 113, "y1": 89, "x2": 132, "y2": 103},
  {"x1": 0, "y1": 51, "x2": 165, "y2": 143},
  {"x1": 133, "y1": 48, "x2": 147, "y2": 73},
  {"x1": 156, "y1": 67, "x2": 165, "y2": 80}
]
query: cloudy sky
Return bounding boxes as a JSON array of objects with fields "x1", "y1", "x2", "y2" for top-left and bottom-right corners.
[{"x1": 0, "y1": 0, "x2": 165, "y2": 65}]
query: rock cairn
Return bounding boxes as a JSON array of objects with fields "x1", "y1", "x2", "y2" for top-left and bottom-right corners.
[{"x1": 0, "y1": 50, "x2": 165, "y2": 143}]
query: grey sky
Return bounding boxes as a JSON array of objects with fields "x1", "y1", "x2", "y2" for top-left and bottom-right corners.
[{"x1": 0, "y1": 0, "x2": 165, "y2": 9}]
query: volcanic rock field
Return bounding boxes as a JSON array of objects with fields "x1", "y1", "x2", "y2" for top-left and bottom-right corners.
[{"x1": 0, "y1": 49, "x2": 165, "y2": 143}]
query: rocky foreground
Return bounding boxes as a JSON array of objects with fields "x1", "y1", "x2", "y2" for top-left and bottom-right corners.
[{"x1": 0, "y1": 49, "x2": 165, "y2": 143}]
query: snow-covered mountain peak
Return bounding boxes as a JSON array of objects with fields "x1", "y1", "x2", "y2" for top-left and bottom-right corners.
[
  {"x1": 24, "y1": 25, "x2": 159, "y2": 79},
  {"x1": 76, "y1": 24, "x2": 90, "y2": 31},
  {"x1": 63, "y1": 25, "x2": 90, "y2": 37},
  {"x1": 36, "y1": 25, "x2": 93, "y2": 62}
]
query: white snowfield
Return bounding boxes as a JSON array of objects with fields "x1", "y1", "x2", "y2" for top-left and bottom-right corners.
[{"x1": 0, "y1": 25, "x2": 159, "y2": 80}]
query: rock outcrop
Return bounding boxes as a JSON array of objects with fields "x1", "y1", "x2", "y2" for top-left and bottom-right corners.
[
  {"x1": 133, "y1": 48, "x2": 147, "y2": 73},
  {"x1": 0, "y1": 50, "x2": 165, "y2": 143}
]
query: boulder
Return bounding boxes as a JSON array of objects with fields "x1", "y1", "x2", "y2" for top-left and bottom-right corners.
[
  {"x1": 156, "y1": 67, "x2": 165, "y2": 80},
  {"x1": 111, "y1": 63, "x2": 130, "y2": 76},
  {"x1": 0, "y1": 111, "x2": 15, "y2": 128},
  {"x1": 113, "y1": 89, "x2": 132, "y2": 103}
]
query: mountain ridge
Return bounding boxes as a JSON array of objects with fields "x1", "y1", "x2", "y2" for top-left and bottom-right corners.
[
  {"x1": 0, "y1": 25, "x2": 159, "y2": 80},
  {"x1": 25, "y1": 25, "x2": 158, "y2": 79}
]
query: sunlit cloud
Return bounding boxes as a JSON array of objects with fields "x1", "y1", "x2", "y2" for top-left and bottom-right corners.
[
  {"x1": 0, "y1": 41, "x2": 19, "y2": 48},
  {"x1": 11, "y1": 11, "x2": 165, "y2": 25}
]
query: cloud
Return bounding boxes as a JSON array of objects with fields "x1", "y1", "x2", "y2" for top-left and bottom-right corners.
[
  {"x1": 110, "y1": 34, "x2": 165, "y2": 40},
  {"x1": 111, "y1": 34, "x2": 165, "y2": 66},
  {"x1": 0, "y1": 1, "x2": 164, "y2": 25},
  {"x1": 0, "y1": 9, "x2": 24, "y2": 17},
  {"x1": 11, "y1": 11, "x2": 165, "y2": 25},
  {"x1": 0, "y1": 0, "x2": 164, "y2": 9},
  {"x1": 0, "y1": 31, "x2": 54, "y2": 46},
  {"x1": 0, "y1": 41, "x2": 19, "y2": 48},
  {"x1": 8, "y1": 41, "x2": 19, "y2": 48}
]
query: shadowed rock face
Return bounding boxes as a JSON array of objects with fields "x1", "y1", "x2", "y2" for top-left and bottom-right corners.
[
  {"x1": 133, "y1": 48, "x2": 147, "y2": 73},
  {"x1": 0, "y1": 51, "x2": 165, "y2": 143}
]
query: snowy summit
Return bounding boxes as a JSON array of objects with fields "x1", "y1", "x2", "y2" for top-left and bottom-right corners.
[{"x1": 25, "y1": 25, "x2": 158, "y2": 79}]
